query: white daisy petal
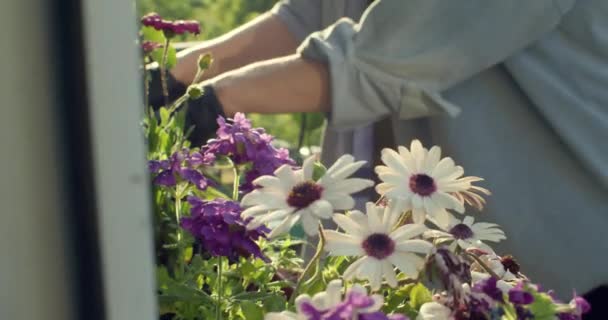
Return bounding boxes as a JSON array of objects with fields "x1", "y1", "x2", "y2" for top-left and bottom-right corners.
[
  {"x1": 268, "y1": 214, "x2": 300, "y2": 238},
  {"x1": 382, "y1": 260, "x2": 398, "y2": 287},
  {"x1": 324, "y1": 193, "x2": 356, "y2": 210},
  {"x1": 359, "y1": 259, "x2": 382, "y2": 291},
  {"x1": 395, "y1": 239, "x2": 433, "y2": 254},
  {"x1": 324, "y1": 155, "x2": 355, "y2": 177},
  {"x1": 302, "y1": 156, "x2": 315, "y2": 181},
  {"x1": 397, "y1": 145, "x2": 415, "y2": 168},
  {"x1": 324, "y1": 230, "x2": 365, "y2": 256},
  {"x1": 380, "y1": 148, "x2": 411, "y2": 176},
  {"x1": 367, "y1": 203, "x2": 385, "y2": 233},
  {"x1": 463, "y1": 216, "x2": 475, "y2": 226},
  {"x1": 241, "y1": 205, "x2": 269, "y2": 219},
  {"x1": 248, "y1": 209, "x2": 289, "y2": 229},
  {"x1": 410, "y1": 140, "x2": 426, "y2": 171},
  {"x1": 333, "y1": 214, "x2": 368, "y2": 237},
  {"x1": 301, "y1": 213, "x2": 320, "y2": 236},
  {"x1": 328, "y1": 161, "x2": 367, "y2": 181},
  {"x1": 422, "y1": 146, "x2": 441, "y2": 174},
  {"x1": 343, "y1": 256, "x2": 368, "y2": 280},
  {"x1": 252, "y1": 176, "x2": 283, "y2": 190},
  {"x1": 388, "y1": 252, "x2": 423, "y2": 278},
  {"x1": 308, "y1": 199, "x2": 333, "y2": 219},
  {"x1": 431, "y1": 157, "x2": 456, "y2": 179},
  {"x1": 390, "y1": 224, "x2": 428, "y2": 242},
  {"x1": 412, "y1": 208, "x2": 426, "y2": 224},
  {"x1": 326, "y1": 178, "x2": 374, "y2": 194},
  {"x1": 274, "y1": 164, "x2": 298, "y2": 189}
]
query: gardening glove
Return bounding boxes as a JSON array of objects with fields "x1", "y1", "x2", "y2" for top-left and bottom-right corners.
[
  {"x1": 147, "y1": 66, "x2": 188, "y2": 110},
  {"x1": 183, "y1": 85, "x2": 226, "y2": 147}
]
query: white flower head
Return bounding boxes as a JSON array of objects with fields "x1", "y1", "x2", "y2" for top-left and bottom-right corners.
[
  {"x1": 375, "y1": 140, "x2": 489, "y2": 226},
  {"x1": 423, "y1": 216, "x2": 506, "y2": 252},
  {"x1": 324, "y1": 202, "x2": 433, "y2": 291},
  {"x1": 416, "y1": 301, "x2": 453, "y2": 320},
  {"x1": 242, "y1": 155, "x2": 373, "y2": 238},
  {"x1": 264, "y1": 280, "x2": 383, "y2": 320}
]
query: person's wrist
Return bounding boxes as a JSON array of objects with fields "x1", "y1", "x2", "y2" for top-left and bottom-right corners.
[{"x1": 212, "y1": 80, "x2": 238, "y2": 117}]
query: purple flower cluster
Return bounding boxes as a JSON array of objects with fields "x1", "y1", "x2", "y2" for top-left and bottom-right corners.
[
  {"x1": 299, "y1": 289, "x2": 407, "y2": 320},
  {"x1": 180, "y1": 197, "x2": 268, "y2": 262},
  {"x1": 202, "y1": 113, "x2": 294, "y2": 193},
  {"x1": 141, "y1": 40, "x2": 162, "y2": 53},
  {"x1": 422, "y1": 247, "x2": 591, "y2": 320},
  {"x1": 149, "y1": 148, "x2": 211, "y2": 190},
  {"x1": 141, "y1": 13, "x2": 201, "y2": 36}
]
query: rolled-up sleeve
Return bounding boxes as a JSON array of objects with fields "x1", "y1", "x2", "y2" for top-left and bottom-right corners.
[
  {"x1": 271, "y1": 0, "x2": 323, "y2": 42},
  {"x1": 299, "y1": 0, "x2": 575, "y2": 130}
]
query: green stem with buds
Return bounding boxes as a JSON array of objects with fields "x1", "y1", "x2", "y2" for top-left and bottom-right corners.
[
  {"x1": 159, "y1": 38, "x2": 171, "y2": 108},
  {"x1": 291, "y1": 224, "x2": 326, "y2": 304}
]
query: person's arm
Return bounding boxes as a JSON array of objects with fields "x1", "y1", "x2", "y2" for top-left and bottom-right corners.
[
  {"x1": 209, "y1": 54, "x2": 329, "y2": 117},
  {"x1": 170, "y1": 13, "x2": 300, "y2": 84},
  {"x1": 202, "y1": 0, "x2": 576, "y2": 127}
]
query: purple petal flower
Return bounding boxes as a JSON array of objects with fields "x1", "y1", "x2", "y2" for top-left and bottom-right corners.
[
  {"x1": 508, "y1": 288, "x2": 534, "y2": 305},
  {"x1": 473, "y1": 276, "x2": 504, "y2": 302},
  {"x1": 153, "y1": 170, "x2": 176, "y2": 186},
  {"x1": 201, "y1": 113, "x2": 294, "y2": 193},
  {"x1": 149, "y1": 150, "x2": 210, "y2": 190},
  {"x1": 141, "y1": 40, "x2": 162, "y2": 53},
  {"x1": 140, "y1": 13, "x2": 201, "y2": 36},
  {"x1": 180, "y1": 198, "x2": 268, "y2": 262}
]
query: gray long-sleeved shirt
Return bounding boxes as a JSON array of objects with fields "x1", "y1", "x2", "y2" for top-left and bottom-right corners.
[{"x1": 272, "y1": 0, "x2": 607, "y2": 297}]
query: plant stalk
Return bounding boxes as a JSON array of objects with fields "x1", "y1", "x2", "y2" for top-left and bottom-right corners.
[
  {"x1": 291, "y1": 224, "x2": 326, "y2": 304},
  {"x1": 159, "y1": 38, "x2": 171, "y2": 108}
]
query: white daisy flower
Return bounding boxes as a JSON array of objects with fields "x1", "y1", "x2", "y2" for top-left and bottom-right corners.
[
  {"x1": 416, "y1": 301, "x2": 453, "y2": 320},
  {"x1": 324, "y1": 202, "x2": 433, "y2": 291},
  {"x1": 264, "y1": 280, "x2": 384, "y2": 320},
  {"x1": 375, "y1": 140, "x2": 489, "y2": 226},
  {"x1": 423, "y1": 216, "x2": 506, "y2": 252},
  {"x1": 241, "y1": 155, "x2": 373, "y2": 238}
]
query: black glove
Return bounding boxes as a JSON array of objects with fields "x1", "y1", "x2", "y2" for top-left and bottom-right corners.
[
  {"x1": 183, "y1": 85, "x2": 226, "y2": 147},
  {"x1": 147, "y1": 67, "x2": 188, "y2": 110}
]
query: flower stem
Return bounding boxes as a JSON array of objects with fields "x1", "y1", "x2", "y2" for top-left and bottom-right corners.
[
  {"x1": 216, "y1": 256, "x2": 223, "y2": 320},
  {"x1": 463, "y1": 251, "x2": 500, "y2": 279},
  {"x1": 291, "y1": 224, "x2": 326, "y2": 304},
  {"x1": 159, "y1": 38, "x2": 171, "y2": 108},
  {"x1": 232, "y1": 166, "x2": 240, "y2": 201},
  {"x1": 143, "y1": 62, "x2": 150, "y2": 109}
]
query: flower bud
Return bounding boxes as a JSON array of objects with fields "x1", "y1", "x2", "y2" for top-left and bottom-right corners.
[
  {"x1": 197, "y1": 53, "x2": 213, "y2": 71},
  {"x1": 187, "y1": 85, "x2": 203, "y2": 99}
]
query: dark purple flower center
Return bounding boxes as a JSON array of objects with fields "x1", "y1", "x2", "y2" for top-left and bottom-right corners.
[
  {"x1": 501, "y1": 255, "x2": 521, "y2": 274},
  {"x1": 287, "y1": 181, "x2": 323, "y2": 209},
  {"x1": 409, "y1": 174, "x2": 436, "y2": 196},
  {"x1": 449, "y1": 223, "x2": 474, "y2": 240},
  {"x1": 362, "y1": 233, "x2": 395, "y2": 259}
]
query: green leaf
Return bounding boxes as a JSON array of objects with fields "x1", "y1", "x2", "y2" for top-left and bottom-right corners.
[
  {"x1": 263, "y1": 295, "x2": 287, "y2": 313},
  {"x1": 312, "y1": 161, "x2": 327, "y2": 181},
  {"x1": 409, "y1": 283, "x2": 432, "y2": 310},
  {"x1": 528, "y1": 290, "x2": 557, "y2": 320},
  {"x1": 231, "y1": 291, "x2": 275, "y2": 301},
  {"x1": 141, "y1": 26, "x2": 177, "y2": 68},
  {"x1": 240, "y1": 301, "x2": 264, "y2": 320},
  {"x1": 159, "y1": 107, "x2": 171, "y2": 126}
]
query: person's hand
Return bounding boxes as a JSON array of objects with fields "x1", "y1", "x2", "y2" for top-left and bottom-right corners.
[
  {"x1": 183, "y1": 85, "x2": 226, "y2": 147},
  {"x1": 147, "y1": 66, "x2": 188, "y2": 110}
]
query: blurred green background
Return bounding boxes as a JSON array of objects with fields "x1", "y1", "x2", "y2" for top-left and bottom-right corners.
[{"x1": 137, "y1": 0, "x2": 324, "y2": 149}]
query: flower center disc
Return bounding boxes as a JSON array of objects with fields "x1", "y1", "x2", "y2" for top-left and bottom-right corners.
[
  {"x1": 287, "y1": 181, "x2": 323, "y2": 209},
  {"x1": 362, "y1": 233, "x2": 395, "y2": 259},
  {"x1": 449, "y1": 223, "x2": 474, "y2": 240},
  {"x1": 409, "y1": 174, "x2": 436, "y2": 196}
]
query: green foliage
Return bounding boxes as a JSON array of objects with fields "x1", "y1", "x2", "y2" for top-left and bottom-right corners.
[
  {"x1": 141, "y1": 26, "x2": 177, "y2": 68},
  {"x1": 137, "y1": 0, "x2": 324, "y2": 149}
]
